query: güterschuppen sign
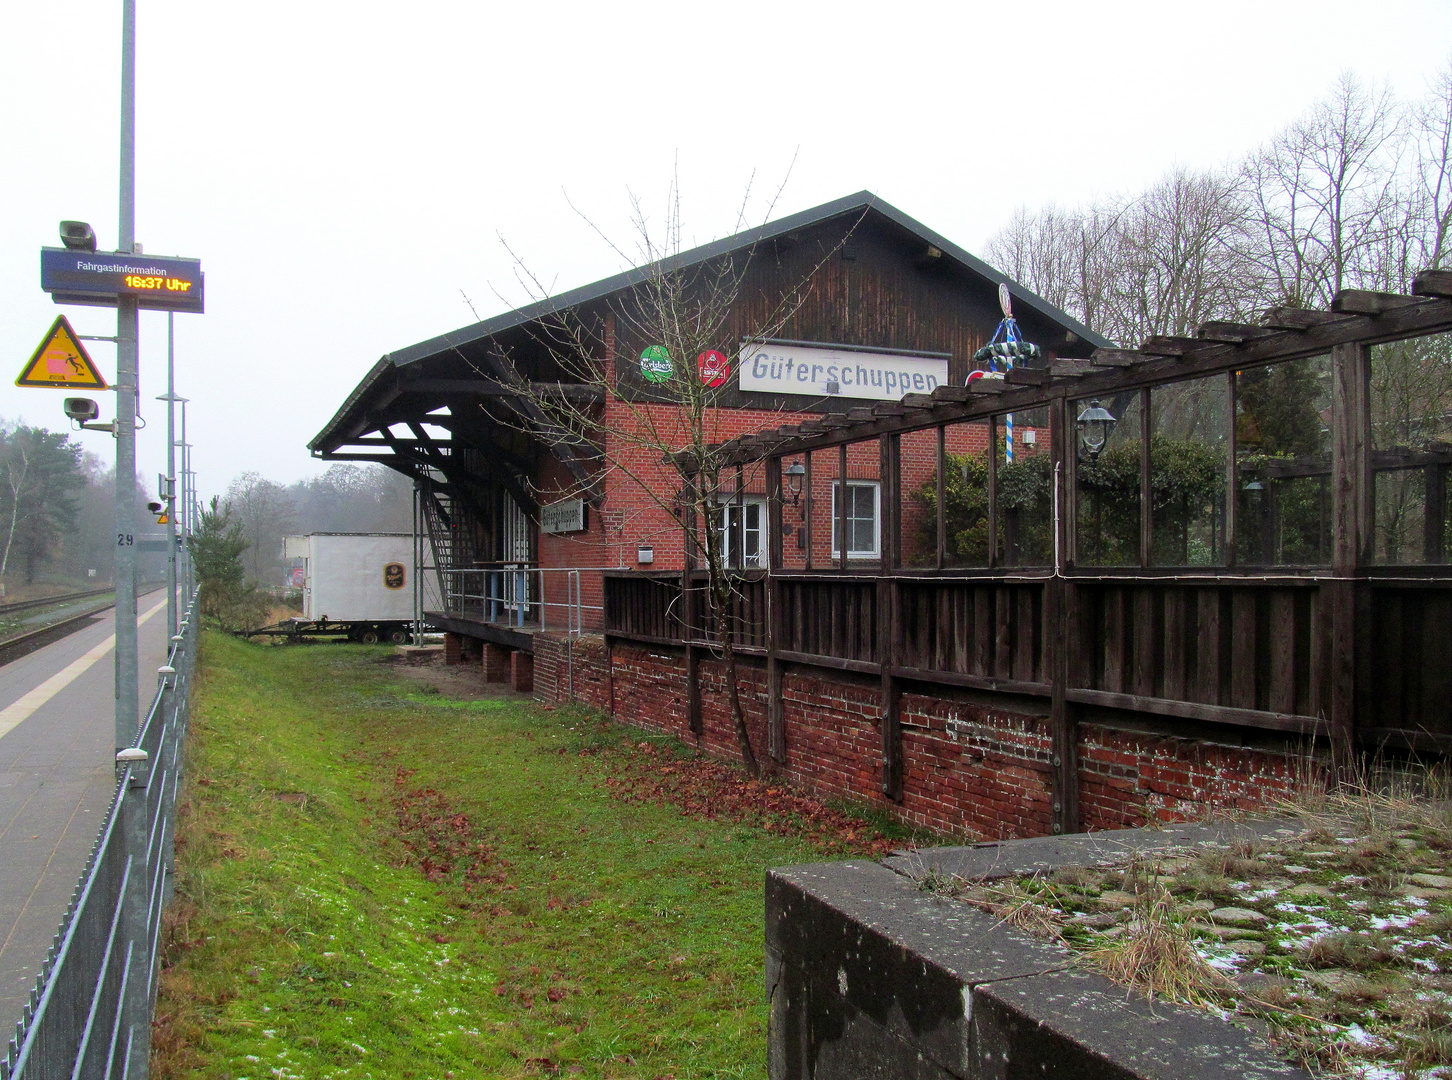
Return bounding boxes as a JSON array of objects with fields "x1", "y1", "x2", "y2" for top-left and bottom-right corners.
[{"x1": 738, "y1": 342, "x2": 948, "y2": 402}]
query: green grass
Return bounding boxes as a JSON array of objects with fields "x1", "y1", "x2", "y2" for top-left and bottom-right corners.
[{"x1": 156, "y1": 633, "x2": 860, "y2": 1079}]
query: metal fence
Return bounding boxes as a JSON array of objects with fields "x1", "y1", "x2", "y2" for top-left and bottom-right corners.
[{"x1": 3, "y1": 590, "x2": 201, "y2": 1080}]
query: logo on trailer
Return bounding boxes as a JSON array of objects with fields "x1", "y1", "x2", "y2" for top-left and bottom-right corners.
[{"x1": 383, "y1": 562, "x2": 406, "y2": 590}]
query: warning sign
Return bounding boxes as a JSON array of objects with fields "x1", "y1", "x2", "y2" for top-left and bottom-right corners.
[{"x1": 16, "y1": 316, "x2": 108, "y2": 389}]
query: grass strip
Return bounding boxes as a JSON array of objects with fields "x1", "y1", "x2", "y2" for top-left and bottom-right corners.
[{"x1": 155, "y1": 633, "x2": 904, "y2": 1079}]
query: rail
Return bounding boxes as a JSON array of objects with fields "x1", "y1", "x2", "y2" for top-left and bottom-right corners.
[
  {"x1": 442, "y1": 565, "x2": 605, "y2": 635},
  {"x1": 0, "y1": 588, "x2": 117, "y2": 619},
  {"x1": 2, "y1": 588, "x2": 199, "y2": 1080}
]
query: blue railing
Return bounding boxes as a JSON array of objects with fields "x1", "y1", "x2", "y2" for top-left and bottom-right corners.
[{"x1": 3, "y1": 589, "x2": 200, "y2": 1080}]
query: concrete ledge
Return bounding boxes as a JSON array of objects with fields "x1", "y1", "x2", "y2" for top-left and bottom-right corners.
[
  {"x1": 767, "y1": 827, "x2": 1311, "y2": 1079},
  {"x1": 882, "y1": 818, "x2": 1306, "y2": 885}
]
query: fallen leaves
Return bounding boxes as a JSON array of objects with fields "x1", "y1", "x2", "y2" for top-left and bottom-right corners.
[{"x1": 592, "y1": 739, "x2": 898, "y2": 855}]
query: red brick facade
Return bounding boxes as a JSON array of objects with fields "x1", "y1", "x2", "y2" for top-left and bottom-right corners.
[{"x1": 532, "y1": 632, "x2": 1306, "y2": 840}]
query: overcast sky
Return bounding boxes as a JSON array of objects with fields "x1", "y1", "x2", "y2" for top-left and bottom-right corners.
[{"x1": 3, "y1": 1, "x2": 1450, "y2": 501}]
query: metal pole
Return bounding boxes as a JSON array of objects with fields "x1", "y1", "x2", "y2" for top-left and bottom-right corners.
[
  {"x1": 115, "y1": 0, "x2": 139, "y2": 758},
  {"x1": 176, "y1": 400, "x2": 191, "y2": 596},
  {"x1": 163, "y1": 314, "x2": 177, "y2": 636}
]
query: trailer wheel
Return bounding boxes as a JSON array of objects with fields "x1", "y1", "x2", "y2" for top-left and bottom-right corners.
[
  {"x1": 386, "y1": 627, "x2": 408, "y2": 645},
  {"x1": 360, "y1": 628, "x2": 380, "y2": 645}
]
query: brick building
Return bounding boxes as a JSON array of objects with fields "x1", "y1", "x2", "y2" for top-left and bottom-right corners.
[{"x1": 310, "y1": 191, "x2": 1103, "y2": 678}]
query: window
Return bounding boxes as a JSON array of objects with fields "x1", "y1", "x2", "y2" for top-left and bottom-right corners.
[
  {"x1": 831, "y1": 481, "x2": 880, "y2": 558},
  {"x1": 715, "y1": 498, "x2": 764, "y2": 568}
]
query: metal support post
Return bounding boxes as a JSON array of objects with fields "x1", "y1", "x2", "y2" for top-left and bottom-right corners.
[
  {"x1": 162, "y1": 314, "x2": 178, "y2": 636},
  {"x1": 114, "y1": 0, "x2": 139, "y2": 756},
  {"x1": 117, "y1": 746, "x2": 150, "y2": 1080}
]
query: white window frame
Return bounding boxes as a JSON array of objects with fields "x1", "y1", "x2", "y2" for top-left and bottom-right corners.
[
  {"x1": 830, "y1": 480, "x2": 881, "y2": 559},
  {"x1": 714, "y1": 496, "x2": 767, "y2": 569}
]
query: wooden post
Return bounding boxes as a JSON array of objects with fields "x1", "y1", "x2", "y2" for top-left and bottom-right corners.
[
  {"x1": 838, "y1": 442, "x2": 849, "y2": 572},
  {"x1": 1426, "y1": 464, "x2": 1447, "y2": 564},
  {"x1": 987, "y1": 415, "x2": 999, "y2": 567},
  {"x1": 935, "y1": 424, "x2": 946, "y2": 570},
  {"x1": 1330, "y1": 341, "x2": 1370, "y2": 770},
  {"x1": 1048, "y1": 393, "x2": 1079, "y2": 834},
  {"x1": 1140, "y1": 387, "x2": 1152, "y2": 568},
  {"x1": 766, "y1": 456, "x2": 786, "y2": 763},
  {"x1": 880, "y1": 433, "x2": 903, "y2": 801},
  {"x1": 682, "y1": 478, "x2": 702, "y2": 738},
  {"x1": 803, "y1": 452, "x2": 814, "y2": 572},
  {"x1": 1225, "y1": 371, "x2": 1238, "y2": 566}
]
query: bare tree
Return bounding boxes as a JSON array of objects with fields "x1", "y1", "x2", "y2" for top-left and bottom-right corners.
[
  {"x1": 1107, "y1": 168, "x2": 1261, "y2": 342},
  {"x1": 1243, "y1": 72, "x2": 1405, "y2": 306},
  {"x1": 1411, "y1": 60, "x2": 1452, "y2": 272},
  {"x1": 225, "y1": 471, "x2": 297, "y2": 583},
  {"x1": 475, "y1": 180, "x2": 854, "y2": 777}
]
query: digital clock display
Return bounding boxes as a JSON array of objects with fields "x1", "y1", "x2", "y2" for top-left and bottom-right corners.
[
  {"x1": 122, "y1": 274, "x2": 195, "y2": 293},
  {"x1": 41, "y1": 248, "x2": 204, "y2": 314}
]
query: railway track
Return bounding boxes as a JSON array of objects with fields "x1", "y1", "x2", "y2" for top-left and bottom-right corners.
[
  {"x1": 0, "y1": 587, "x2": 117, "y2": 618},
  {"x1": 0, "y1": 584, "x2": 166, "y2": 666}
]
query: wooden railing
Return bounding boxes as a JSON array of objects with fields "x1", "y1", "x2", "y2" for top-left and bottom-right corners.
[{"x1": 602, "y1": 570, "x2": 1452, "y2": 742}]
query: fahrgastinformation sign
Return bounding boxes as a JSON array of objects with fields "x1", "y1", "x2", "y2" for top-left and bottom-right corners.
[
  {"x1": 40, "y1": 248, "x2": 205, "y2": 314},
  {"x1": 541, "y1": 497, "x2": 587, "y2": 534},
  {"x1": 738, "y1": 341, "x2": 948, "y2": 401},
  {"x1": 16, "y1": 315, "x2": 108, "y2": 389}
]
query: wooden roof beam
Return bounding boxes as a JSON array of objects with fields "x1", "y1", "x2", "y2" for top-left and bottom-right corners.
[
  {"x1": 1331, "y1": 288, "x2": 1422, "y2": 316},
  {"x1": 1198, "y1": 321, "x2": 1277, "y2": 344},
  {"x1": 1006, "y1": 367, "x2": 1050, "y2": 386},
  {"x1": 1259, "y1": 307, "x2": 1355, "y2": 330},
  {"x1": 1138, "y1": 336, "x2": 1197, "y2": 356},
  {"x1": 1087, "y1": 349, "x2": 1145, "y2": 367},
  {"x1": 1413, "y1": 269, "x2": 1452, "y2": 299}
]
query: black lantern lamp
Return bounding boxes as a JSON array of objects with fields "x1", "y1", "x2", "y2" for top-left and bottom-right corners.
[
  {"x1": 783, "y1": 460, "x2": 806, "y2": 506},
  {"x1": 1076, "y1": 400, "x2": 1116, "y2": 462}
]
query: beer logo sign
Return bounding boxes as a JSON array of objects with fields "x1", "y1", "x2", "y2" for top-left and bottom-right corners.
[
  {"x1": 639, "y1": 345, "x2": 673, "y2": 383},
  {"x1": 383, "y1": 562, "x2": 406, "y2": 590},
  {"x1": 697, "y1": 349, "x2": 730, "y2": 387}
]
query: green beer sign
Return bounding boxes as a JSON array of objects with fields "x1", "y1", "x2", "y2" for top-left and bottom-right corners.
[{"x1": 640, "y1": 345, "x2": 673, "y2": 383}]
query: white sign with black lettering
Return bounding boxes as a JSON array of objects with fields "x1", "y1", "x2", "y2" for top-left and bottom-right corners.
[
  {"x1": 738, "y1": 342, "x2": 949, "y2": 401},
  {"x1": 540, "y1": 497, "x2": 586, "y2": 534}
]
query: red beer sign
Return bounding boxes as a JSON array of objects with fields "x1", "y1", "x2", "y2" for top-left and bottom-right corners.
[{"x1": 697, "y1": 350, "x2": 730, "y2": 387}]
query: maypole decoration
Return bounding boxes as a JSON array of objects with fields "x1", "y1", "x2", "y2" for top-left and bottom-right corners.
[{"x1": 970, "y1": 284, "x2": 1042, "y2": 464}]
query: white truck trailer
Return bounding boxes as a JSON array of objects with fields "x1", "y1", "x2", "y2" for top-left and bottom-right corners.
[{"x1": 270, "y1": 533, "x2": 418, "y2": 643}]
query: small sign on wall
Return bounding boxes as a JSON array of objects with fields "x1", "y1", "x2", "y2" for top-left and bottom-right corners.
[{"x1": 541, "y1": 497, "x2": 587, "y2": 534}]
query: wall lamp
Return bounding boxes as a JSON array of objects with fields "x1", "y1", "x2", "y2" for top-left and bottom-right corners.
[
  {"x1": 783, "y1": 460, "x2": 806, "y2": 506},
  {"x1": 1076, "y1": 400, "x2": 1117, "y2": 462}
]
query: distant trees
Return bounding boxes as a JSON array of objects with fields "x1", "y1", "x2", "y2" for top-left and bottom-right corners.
[
  {"x1": 988, "y1": 67, "x2": 1452, "y2": 341},
  {"x1": 0, "y1": 424, "x2": 87, "y2": 585},
  {"x1": 188, "y1": 496, "x2": 270, "y2": 631},
  {"x1": 225, "y1": 472, "x2": 296, "y2": 582},
  {"x1": 214, "y1": 464, "x2": 414, "y2": 586}
]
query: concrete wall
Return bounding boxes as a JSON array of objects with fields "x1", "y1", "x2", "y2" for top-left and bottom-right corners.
[{"x1": 767, "y1": 824, "x2": 1312, "y2": 1079}]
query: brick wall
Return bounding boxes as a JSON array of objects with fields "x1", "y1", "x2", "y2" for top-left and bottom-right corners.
[{"x1": 532, "y1": 632, "x2": 1305, "y2": 840}]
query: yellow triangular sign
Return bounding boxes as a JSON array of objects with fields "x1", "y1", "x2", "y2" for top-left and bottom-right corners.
[
  {"x1": 17, "y1": 315, "x2": 108, "y2": 389},
  {"x1": 156, "y1": 514, "x2": 169, "y2": 524}
]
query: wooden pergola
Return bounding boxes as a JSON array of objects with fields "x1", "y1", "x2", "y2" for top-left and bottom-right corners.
[{"x1": 604, "y1": 270, "x2": 1452, "y2": 834}]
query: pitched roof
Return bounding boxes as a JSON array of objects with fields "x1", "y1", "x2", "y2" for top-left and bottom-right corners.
[{"x1": 310, "y1": 191, "x2": 1110, "y2": 452}]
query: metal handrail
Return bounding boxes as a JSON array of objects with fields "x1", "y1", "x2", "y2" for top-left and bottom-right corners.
[
  {"x1": 439, "y1": 566, "x2": 608, "y2": 634},
  {"x1": 3, "y1": 589, "x2": 201, "y2": 1080}
]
